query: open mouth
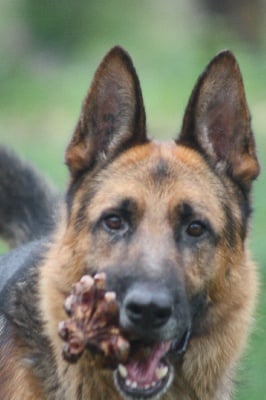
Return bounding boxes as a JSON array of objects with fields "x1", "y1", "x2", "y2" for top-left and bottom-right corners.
[
  {"x1": 58, "y1": 273, "x2": 190, "y2": 399},
  {"x1": 113, "y1": 330, "x2": 190, "y2": 400}
]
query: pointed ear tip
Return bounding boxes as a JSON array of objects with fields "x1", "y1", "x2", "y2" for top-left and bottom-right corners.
[
  {"x1": 211, "y1": 49, "x2": 239, "y2": 67},
  {"x1": 107, "y1": 45, "x2": 127, "y2": 54},
  {"x1": 104, "y1": 45, "x2": 131, "y2": 62}
]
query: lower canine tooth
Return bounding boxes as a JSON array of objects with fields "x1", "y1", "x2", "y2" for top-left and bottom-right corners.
[
  {"x1": 118, "y1": 364, "x2": 128, "y2": 378},
  {"x1": 126, "y1": 379, "x2": 132, "y2": 387},
  {"x1": 144, "y1": 384, "x2": 150, "y2": 389},
  {"x1": 155, "y1": 366, "x2": 168, "y2": 380}
]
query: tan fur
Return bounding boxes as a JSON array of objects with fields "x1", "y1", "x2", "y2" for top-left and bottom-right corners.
[
  {"x1": 37, "y1": 141, "x2": 257, "y2": 400},
  {"x1": 0, "y1": 47, "x2": 259, "y2": 400}
]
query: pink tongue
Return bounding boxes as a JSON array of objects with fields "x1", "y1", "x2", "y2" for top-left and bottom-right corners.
[{"x1": 124, "y1": 341, "x2": 171, "y2": 386}]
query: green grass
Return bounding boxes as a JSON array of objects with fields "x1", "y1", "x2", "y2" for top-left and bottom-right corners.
[
  {"x1": 1, "y1": 2, "x2": 266, "y2": 398},
  {"x1": 236, "y1": 133, "x2": 266, "y2": 398}
]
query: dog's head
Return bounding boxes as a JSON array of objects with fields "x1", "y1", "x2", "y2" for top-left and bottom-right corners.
[{"x1": 63, "y1": 47, "x2": 259, "y2": 400}]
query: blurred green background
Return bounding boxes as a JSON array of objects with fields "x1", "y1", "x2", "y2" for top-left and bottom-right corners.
[{"x1": 0, "y1": 0, "x2": 265, "y2": 398}]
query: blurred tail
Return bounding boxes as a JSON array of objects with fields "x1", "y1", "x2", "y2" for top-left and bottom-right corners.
[{"x1": 0, "y1": 146, "x2": 60, "y2": 248}]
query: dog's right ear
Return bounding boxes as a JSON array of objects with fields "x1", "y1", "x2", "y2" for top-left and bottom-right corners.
[{"x1": 65, "y1": 46, "x2": 147, "y2": 177}]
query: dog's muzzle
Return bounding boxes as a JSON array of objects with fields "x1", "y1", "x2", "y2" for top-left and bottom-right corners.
[{"x1": 113, "y1": 282, "x2": 191, "y2": 400}]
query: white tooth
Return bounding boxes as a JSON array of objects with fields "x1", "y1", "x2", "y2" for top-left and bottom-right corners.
[
  {"x1": 151, "y1": 381, "x2": 156, "y2": 387},
  {"x1": 155, "y1": 366, "x2": 168, "y2": 380},
  {"x1": 118, "y1": 364, "x2": 128, "y2": 378},
  {"x1": 144, "y1": 384, "x2": 150, "y2": 389},
  {"x1": 126, "y1": 379, "x2": 132, "y2": 387},
  {"x1": 131, "y1": 381, "x2": 138, "y2": 389}
]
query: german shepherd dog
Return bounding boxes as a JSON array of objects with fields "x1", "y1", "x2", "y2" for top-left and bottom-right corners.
[{"x1": 0, "y1": 47, "x2": 260, "y2": 400}]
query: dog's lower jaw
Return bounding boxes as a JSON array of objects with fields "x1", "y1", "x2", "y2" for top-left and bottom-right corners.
[
  {"x1": 113, "y1": 363, "x2": 174, "y2": 400},
  {"x1": 112, "y1": 331, "x2": 191, "y2": 400},
  {"x1": 113, "y1": 339, "x2": 173, "y2": 400}
]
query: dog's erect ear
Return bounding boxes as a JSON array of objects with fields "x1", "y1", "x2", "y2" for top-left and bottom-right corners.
[
  {"x1": 179, "y1": 50, "x2": 260, "y2": 189},
  {"x1": 65, "y1": 46, "x2": 147, "y2": 176}
]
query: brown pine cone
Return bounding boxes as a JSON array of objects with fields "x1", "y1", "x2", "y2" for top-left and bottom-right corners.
[{"x1": 58, "y1": 273, "x2": 130, "y2": 364}]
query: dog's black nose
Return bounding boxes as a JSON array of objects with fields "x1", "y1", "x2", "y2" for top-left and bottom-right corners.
[
  {"x1": 123, "y1": 285, "x2": 173, "y2": 332},
  {"x1": 126, "y1": 299, "x2": 171, "y2": 328}
]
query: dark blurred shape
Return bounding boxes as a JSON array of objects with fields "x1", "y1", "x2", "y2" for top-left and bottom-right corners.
[{"x1": 201, "y1": 0, "x2": 263, "y2": 46}]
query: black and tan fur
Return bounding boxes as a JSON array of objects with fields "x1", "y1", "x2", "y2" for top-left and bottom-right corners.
[{"x1": 0, "y1": 47, "x2": 259, "y2": 400}]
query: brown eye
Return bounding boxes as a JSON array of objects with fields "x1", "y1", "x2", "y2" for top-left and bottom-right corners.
[
  {"x1": 104, "y1": 215, "x2": 123, "y2": 231},
  {"x1": 186, "y1": 221, "x2": 206, "y2": 237}
]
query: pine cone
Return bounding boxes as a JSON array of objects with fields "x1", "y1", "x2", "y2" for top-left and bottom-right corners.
[{"x1": 58, "y1": 273, "x2": 130, "y2": 364}]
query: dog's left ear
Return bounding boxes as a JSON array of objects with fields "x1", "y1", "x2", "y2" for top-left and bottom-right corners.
[
  {"x1": 179, "y1": 51, "x2": 260, "y2": 190},
  {"x1": 66, "y1": 46, "x2": 147, "y2": 176}
]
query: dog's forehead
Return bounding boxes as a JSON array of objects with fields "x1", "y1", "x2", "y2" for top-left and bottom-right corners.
[
  {"x1": 91, "y1": 140, "x2": 224, "y2": 215},
  {"x1": 110, "y1": 140, "x2": 215, "y2": 185}
]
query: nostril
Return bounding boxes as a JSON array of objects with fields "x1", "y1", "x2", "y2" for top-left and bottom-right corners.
[
  {"x1": 150, "y1": 305, "x2": 172, "y2": 329},
  {"x1": 155, "y1": 307, "x2": 172, "y2": 325},
  {"x1": 126, "y1": 302, "x2": 144, "y2": 322},
  {"x1": 125, "y1": 299, "x2": 172, "y2": 329}
]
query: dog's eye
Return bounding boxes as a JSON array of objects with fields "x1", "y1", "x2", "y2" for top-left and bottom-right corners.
[
  {"x1": 186, "y1": 221, "x2": 206, "y2": 237},
  {"x1": 103, "y1": 214, "x2": 126, "y2": 232}
]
